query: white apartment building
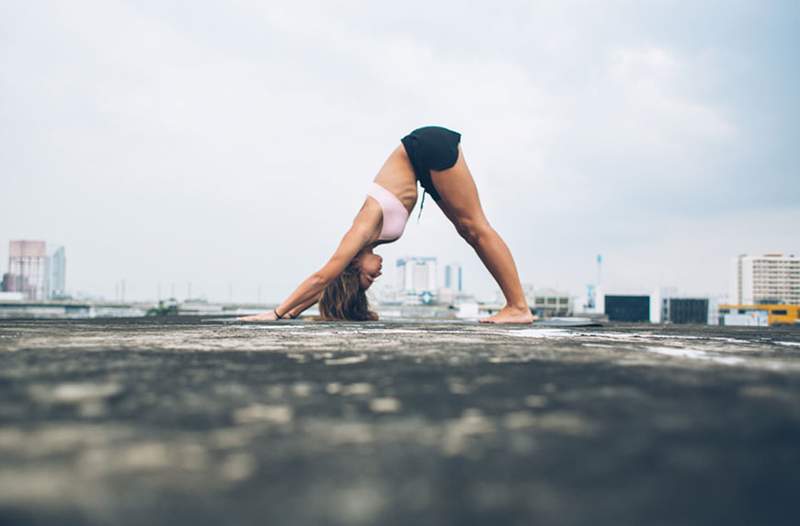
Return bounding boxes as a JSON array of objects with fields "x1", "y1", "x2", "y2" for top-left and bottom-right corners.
[
  {"x1": 730, "y1": 253, "x2": 800, "y2": 305},
  {"x1": 396, "y1": 257, "x2": 437, "y2": 295}
]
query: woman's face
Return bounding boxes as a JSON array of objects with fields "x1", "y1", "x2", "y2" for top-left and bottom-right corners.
[{"x1": 355, "y1": 248, "x2": 383, "y2": 289}]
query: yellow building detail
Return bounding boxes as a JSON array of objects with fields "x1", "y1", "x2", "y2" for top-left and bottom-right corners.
[{"x1": 719, "y1": 304, "x2": 800, "y2": 326}]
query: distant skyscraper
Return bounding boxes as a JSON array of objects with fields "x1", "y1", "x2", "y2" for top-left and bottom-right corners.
[
  {"x1": 731, "y1": 254, "x2": 800, "y2": 305},
  {"x1": 50, "y1": 246, "x2": 66, "y2": 298},
  {"x1": 6, "y1": 240, "x2": 49, "y2": 300},
  {"x1": 396, "y1": 256, "x2": 437, "y2": 294},
  {"x1": 444, "y1": 262, "x2": 463, "y2": 292}
]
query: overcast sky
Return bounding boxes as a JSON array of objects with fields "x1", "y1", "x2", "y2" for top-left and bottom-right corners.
[{"x1": 2, "y1": 0, "x2": 798, "y2": 303}]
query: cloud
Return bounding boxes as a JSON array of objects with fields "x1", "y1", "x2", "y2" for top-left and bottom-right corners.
[{"x1": 0, "y1": 0, "x2": 797, "y2": 302}]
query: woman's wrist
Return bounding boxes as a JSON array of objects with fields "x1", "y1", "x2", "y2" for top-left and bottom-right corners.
[{"x1": 274, "y1": 307, "x2": 297, "y2": 319}]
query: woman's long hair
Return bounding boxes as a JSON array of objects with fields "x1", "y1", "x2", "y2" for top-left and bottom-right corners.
[{"x1": 318, "y1": 261, "x2": 379, "y2": 321}]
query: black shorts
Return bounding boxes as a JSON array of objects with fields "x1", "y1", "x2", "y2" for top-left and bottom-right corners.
[{"x1": 401, "y1": 125, "x2": 462, "y2": 202}]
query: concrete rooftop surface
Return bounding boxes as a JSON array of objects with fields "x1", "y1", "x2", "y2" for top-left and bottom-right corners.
[{"x1": 1, "y1": 318, "x2": 799, "y2": 526}]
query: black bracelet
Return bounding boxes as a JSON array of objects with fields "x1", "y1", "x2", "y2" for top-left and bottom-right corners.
[{"x1": 274, "y1": 308, "x2": 284, "y2": 319}]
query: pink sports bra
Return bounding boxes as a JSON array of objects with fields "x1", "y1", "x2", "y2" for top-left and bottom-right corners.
[{"x1": 366, "y1": 182, "x2": 410, "y2": 241}]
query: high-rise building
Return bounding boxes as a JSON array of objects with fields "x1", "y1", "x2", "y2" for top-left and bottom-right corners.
[
  {"x1": 396, "y1": 256, "x2": 437, "y2": 295},
  {"x1": 6, "y1": 240, "x2": 49, "y2": 300},
  {"x1": 444, "y1": 262, "x2": 463, "y2": 292},
  {"x1": 730, "y1": 254, "x2": 800, "y2": 305},
  {"x1": 50, "y1": 246, "x2": 66, "y2": 299}
]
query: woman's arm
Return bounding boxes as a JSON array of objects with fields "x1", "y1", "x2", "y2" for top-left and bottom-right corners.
[
  {"x1": 239, "y1": 220, "x2": 376, "y2": 321},
  {"x1": 278, "y1": 222, "x2": 374, "y2": 308},
  {"x1": 285, "y1": 291, "x2": 322, "y2": 319}
]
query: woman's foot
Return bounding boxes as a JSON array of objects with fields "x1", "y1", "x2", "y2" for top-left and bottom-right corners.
[{"x1": 479, "y1": 305, "x2": 535, "y2": 324}]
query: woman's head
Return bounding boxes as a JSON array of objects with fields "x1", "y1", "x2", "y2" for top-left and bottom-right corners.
[
  {"x1": 354, "y1": 246, "x2": 383, "y2": 288},
  {"x1": 318, "y1": 247, "x2": 382, "y2": 321}
]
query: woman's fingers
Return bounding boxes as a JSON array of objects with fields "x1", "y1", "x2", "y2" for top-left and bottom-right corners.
[{"x1": 238, "y1": 311, "x2": 279, "y2": 322}]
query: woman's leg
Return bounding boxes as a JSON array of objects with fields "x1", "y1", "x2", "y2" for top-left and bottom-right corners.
[{"x1": 429, "y1": 145, "x2": 534, "y2": 324}]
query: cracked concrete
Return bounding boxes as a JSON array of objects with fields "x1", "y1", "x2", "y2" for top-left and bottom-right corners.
[{"x1": 1, "y1": 318, "x2": 799, "y2": 525}]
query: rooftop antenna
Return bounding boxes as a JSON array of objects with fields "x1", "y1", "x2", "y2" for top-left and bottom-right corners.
[{"x1": 596, "y1": 254, "x2": 603, "y2": 289}]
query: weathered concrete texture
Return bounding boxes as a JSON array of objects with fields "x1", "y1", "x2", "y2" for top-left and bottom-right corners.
[{"x1": 0, "y1": 318, "x2": 799, "y2": 526}]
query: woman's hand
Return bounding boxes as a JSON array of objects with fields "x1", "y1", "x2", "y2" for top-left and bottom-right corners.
[{"x1": 237, "y1": 310, "x2": 282, "y2": 322}]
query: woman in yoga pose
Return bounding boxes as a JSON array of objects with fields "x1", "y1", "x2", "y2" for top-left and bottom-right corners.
[{"x1": 241, "y1": 125, "x2": 534, "y2": 324}]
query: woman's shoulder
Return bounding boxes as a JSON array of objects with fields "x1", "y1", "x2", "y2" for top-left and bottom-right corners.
[{"x1": 353, "y1": 197, "x2": 383, "y2": 239}]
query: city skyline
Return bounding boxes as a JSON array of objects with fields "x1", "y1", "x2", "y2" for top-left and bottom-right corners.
[
  {"x1": 2, "y1": 237, "x2": 797, "y2": 327},
  {"x1": 2, "y1": 1, "x2": 798, "y2": 303},
  {"x1": 1, "y1": 237, "x2": 796, "y2": 306},
  {"x1": 2, "y1": 237, "x2": 796, "y2": 304}
]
